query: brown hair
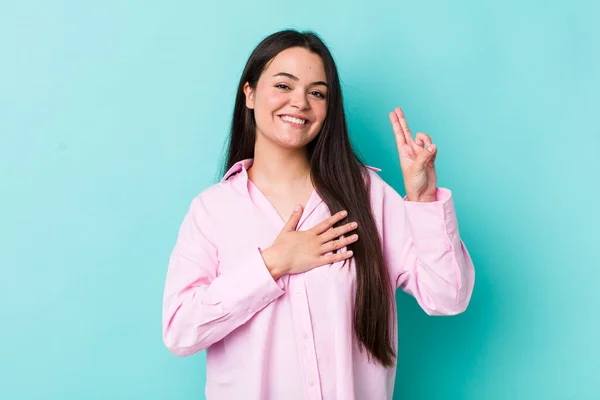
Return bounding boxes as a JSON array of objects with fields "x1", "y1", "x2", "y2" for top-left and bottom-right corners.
[{"x1": 221, "y1": 29, "x2": 396, "y2": 367}]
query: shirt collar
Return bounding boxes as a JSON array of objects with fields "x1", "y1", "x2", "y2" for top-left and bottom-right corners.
[
  {"x1": 221, "y1": 159, "x2": 254, "y2": 182},
  {"x1": 222, "y1": 158, "x2": 382, "y2": 182},
  {"x1": 220, "y1": 158, "x2": 381, "y2": 229}
]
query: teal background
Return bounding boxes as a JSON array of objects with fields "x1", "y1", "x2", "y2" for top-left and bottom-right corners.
[{"x1": 1, "y1": 0, "x2": 598, "y2": 399}]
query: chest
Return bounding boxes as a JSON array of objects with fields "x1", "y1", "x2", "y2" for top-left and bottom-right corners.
[
  {"x1": 214, "y1": 196, "x2": 357, "y2": 289},
  {"x1": 251, "y1": 182, "x2": 314, "y2": 223}
]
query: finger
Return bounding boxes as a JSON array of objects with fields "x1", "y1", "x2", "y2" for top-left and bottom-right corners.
[
  {"x1": 283, "y1": 204, "x2": 303, "y2": 232},
  {"x1": 389, "y1": 111, "x2": 406, "y2": 146},
  {"x1": 395, "y1": 107, "x2": 414, "y2": 144},
  {"x1": 416, "y1": 143, "x2": 437, "y2": 168},
  {"x1": 428, "y1": 144, "x2": 438, "y2": 167},
  {"x1": 415, "y1": 132, "x2": 432, "y2": 148},
  {"x1": 311, "y1": 210, "x2": 348, "y2": 235},
  {"x1": 318, "y1": 250, "x2": 354, "y2": 266},
  {"x1": 322, "y1": 233, "x2": 359, "y2": 253},
  {"x1": 319, "y1": 221, "x2": 358, "y2": 243}
]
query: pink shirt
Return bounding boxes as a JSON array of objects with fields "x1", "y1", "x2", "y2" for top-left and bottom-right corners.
[{"x1": 162, "y1": 158, "x2": 475, "y2": 400}]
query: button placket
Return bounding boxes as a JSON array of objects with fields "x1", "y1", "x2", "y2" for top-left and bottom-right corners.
[{"x1": 290, "y1": 276, "x2": 322, "y2": 398}]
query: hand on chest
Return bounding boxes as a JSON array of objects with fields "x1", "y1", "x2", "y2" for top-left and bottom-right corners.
[{"x1": 216, "y1": 198, "x2": 357, "y2": 287}]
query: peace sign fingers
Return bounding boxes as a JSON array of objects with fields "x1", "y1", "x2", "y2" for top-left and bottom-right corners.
[
  {"x1": 387, "y1": 105, "x2": 439, "y2": 202},
  {"x1": 389, "y1": 110, "x2": 406, "y2": 147},
  {"x1": 395, "y1": 107, "x2": 415, "y2": 144}
]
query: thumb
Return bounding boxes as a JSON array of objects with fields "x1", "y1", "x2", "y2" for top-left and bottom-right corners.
[
  {"x1": 284, "y1": 204, "x2": 303, "y2": 231},
  {"x1": 416, "y1": 144, "x2": 436, "y2": 168}
]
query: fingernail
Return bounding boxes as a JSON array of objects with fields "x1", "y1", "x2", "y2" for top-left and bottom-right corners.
[
  {"x1": 428, "y1": 146, "x2": 434, "y2": 152},
  {"x1": 341, "y1": 210, "x2": 348, "y2": 216},
  {"x1": 294, "y1": 204, "x2": 301, "y2": 211}
]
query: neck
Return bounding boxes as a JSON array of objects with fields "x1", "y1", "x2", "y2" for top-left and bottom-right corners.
[{"x1": 248, "y1": 139, "x2": 312, "y2": 189}]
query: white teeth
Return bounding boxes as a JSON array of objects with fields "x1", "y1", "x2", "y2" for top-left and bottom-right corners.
[{"x1": 281, "y1": 115, "x2": 306, "y2": 125}]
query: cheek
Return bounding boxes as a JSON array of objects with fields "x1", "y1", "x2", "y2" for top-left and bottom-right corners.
[
  {"x1": 260, "y1": 91, "x2": 286, "y2": 112},
  {"x1": 314, "y1": 104, "x2": 327, "y2": 124},
  {"x1": 254, "y1": 93, "x2": 286, "y2": 130}
]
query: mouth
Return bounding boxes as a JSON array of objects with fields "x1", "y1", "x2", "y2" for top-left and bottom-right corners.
[{"x1": 279, "y1": 114, "x2": 308, "y2": 127}]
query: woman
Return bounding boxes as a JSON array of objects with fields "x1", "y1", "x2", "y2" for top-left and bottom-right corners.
[{"x1": 162, "y1": 29, "x2": 475, "y2": 399}]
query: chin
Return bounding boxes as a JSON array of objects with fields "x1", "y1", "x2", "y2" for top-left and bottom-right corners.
[
  {"x1": 270, "y1": 132, "x2": 312, "y2": 148},
  {"x1": 257, "y1": 124, "x2": 320, "y2": 150},
  {"x1": 276, "y1": 139, "x2": 311, "y2": 150}
]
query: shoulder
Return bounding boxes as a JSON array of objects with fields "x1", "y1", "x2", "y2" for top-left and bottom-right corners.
[
  {"x1": 186, "y1": 178, "x2": 238, "y2": 222},
  {"x1": 364, "y1": 165, "x2": 382, "y2": 173},
  {"x1": 361, "y1": 164, "x2": 402, "y2": 207},
  {"x1": 363, "y1": 164, "x2": 387, "y2": 189},
  {"x1": 178, "y1": 180, "x2": 241, "y2": 247}
]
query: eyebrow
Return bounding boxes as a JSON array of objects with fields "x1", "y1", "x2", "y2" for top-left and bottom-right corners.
[{"x1": 273, "y1": 72, "x2": 328, "y2": 88}]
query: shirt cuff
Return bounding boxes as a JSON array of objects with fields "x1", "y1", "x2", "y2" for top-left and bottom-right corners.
[
  {"x1": 403, "y1": 188, "x2": 459, "y2": 252},
  {"x1": 217, "y1": 246, "x2": 286, "y2": 314}
]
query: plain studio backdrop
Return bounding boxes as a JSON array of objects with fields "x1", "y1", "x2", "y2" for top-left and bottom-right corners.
[{"x1": 1, "y1": 1, "x2": 598, "y2": 399}]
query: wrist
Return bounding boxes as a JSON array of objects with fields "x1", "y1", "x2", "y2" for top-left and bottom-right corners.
[
  {"x1": 418, "y1": 196, "x2": 436, "y2": 203},
  {"x1": 261, "y1": 247, "x2": 288, "y2": 280},
  {"x1": 406, "y1": 190, "x2": 437, "y2": 203}
]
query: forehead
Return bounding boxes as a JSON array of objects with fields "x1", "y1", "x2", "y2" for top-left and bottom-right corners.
[{"x1": 264, "y1": 47, "x2": 326, "y2": 80}]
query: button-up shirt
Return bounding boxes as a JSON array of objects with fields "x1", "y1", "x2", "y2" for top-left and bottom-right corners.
[{"x1": 162, "y1": 158, "x2": 475, "y2": 399}]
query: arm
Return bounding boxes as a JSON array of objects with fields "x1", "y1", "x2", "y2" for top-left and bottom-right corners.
[
  {"x1": 162, "y1": 197, "x2": 285, "y2": 357},
  {"x1": 381, "y1": 184, "x2": 475, "y2": 315}
]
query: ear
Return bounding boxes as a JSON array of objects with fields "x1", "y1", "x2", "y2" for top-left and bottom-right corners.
[{"x1": 243, "y1": 82, "x2": 255, "y2": 109}]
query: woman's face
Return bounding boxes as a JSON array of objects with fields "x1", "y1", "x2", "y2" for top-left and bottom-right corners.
[{"x1": 244, "y1": 47, "x2": 328, "y2": 150}]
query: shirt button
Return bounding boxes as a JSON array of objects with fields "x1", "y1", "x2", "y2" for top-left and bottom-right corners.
[
  {"x1": 303, "y1": 331, "x2": 308, "y2": 339},
  {"x1": 263, "y1": 296, "x2": 269, "y2": 302},
  {"x1": 247, "y1": 308, "x2": 253, "y2": 314},
  {"x1": 308, "y1": 380, "x2": 315, "y2": 387},
  {"x1": 296, "y1": 288, "x2": 301, "y2": 295}
]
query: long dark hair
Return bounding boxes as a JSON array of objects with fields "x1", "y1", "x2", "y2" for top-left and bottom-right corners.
[{"x1": 221, "y1": 29, "x2": 396, "y2": 367}]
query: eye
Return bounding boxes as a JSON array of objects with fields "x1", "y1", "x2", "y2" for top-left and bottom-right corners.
[{"x1": 276, "y1": 84, "x2": 326, "y2": 99}]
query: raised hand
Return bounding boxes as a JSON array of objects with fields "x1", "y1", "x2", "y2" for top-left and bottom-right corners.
[{"x1": 389, "y1": 107, "x2": 438, "y2": 202}]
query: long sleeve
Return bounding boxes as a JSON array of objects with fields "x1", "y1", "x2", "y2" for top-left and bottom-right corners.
[
  {"x1": 162, "y1": 197, "x2": 285, "y2": 357},
  {"x1": 381, "y1": 183, "x2": 475, "y2": 316}
]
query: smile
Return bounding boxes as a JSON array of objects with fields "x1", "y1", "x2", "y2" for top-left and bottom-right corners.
[{"x1": 279, "y1": 115, "x2": 308, "y2": 126}]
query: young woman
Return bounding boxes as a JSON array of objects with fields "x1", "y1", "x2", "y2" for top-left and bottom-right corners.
[{"x1": 162, "y1": 29, "x2": 475, "y2": 399}]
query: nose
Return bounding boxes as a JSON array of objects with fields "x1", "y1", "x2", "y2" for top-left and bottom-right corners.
[{"x1": 290, "y1": 90, "x2": 309, "y2": 110}]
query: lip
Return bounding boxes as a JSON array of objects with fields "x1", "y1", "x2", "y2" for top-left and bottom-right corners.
[
  {"x1": 279, "y1": 113, "x2": 310, "y2": 123},
  {"x1": 278, "y1": 114, "x2": 310, "y2": 129}
]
